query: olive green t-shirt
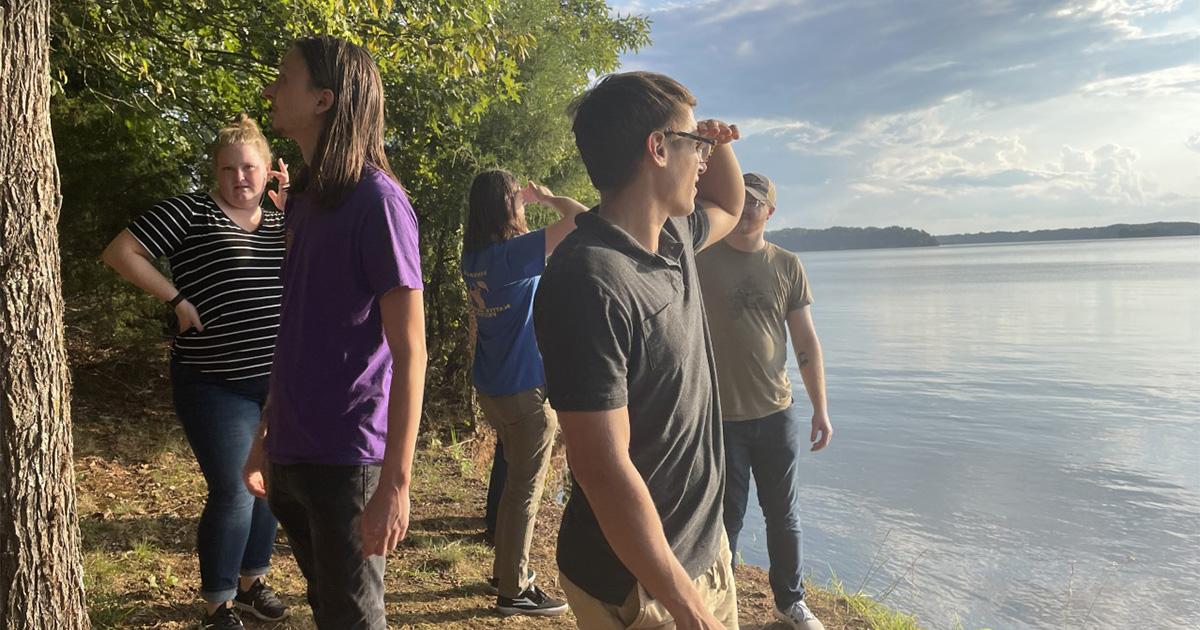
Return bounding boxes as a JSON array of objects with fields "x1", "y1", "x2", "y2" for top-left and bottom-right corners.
[{"x1": 697, "y1": 240, "x2": 812, "y2": 421}]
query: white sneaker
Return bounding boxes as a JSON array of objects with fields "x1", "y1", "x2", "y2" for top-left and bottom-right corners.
[{"x1": 774, "y1": 599, "x2": 825, "y2": 630}]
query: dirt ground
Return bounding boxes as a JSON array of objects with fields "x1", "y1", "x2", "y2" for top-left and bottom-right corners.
[{"x1": 72, "y1": 336, "x2": 887, "y2": 629}]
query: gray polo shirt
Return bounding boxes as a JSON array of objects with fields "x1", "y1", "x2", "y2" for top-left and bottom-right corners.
[{"x1": 533, "y1": 206, "x2": 725, "y2": 605}]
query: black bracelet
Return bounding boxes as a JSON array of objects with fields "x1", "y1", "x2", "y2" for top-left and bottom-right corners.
[{"x1": 168, "y1": 292, "x2": 186, "y2": 308}]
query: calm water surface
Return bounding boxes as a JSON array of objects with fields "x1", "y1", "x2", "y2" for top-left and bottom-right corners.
[{"x1": 736, "y1": 236, "x2": 1200, "y2": 629}]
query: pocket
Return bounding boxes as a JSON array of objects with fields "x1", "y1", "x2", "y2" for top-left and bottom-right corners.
[
  {"x1": 359, "y1": 465, "x2": 381, "y2": 510},
  {"x1": 628, "y1": 583, "x2": 674, "y2": 628},
  {"x1": 640, "y1": 301, "x2": 684, "y2": 373}
]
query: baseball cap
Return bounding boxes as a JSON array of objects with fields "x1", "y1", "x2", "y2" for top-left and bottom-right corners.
[{"x1": 743, "y1": 172, "x2": 776, "y2": 207}]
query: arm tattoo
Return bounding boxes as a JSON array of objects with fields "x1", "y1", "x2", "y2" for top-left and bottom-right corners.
[{"x1": 798, "y1": 351, "x2": 810, "y2": 368}]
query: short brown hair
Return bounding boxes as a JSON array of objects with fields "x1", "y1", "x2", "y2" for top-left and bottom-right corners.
[{"x1": 567, "y1": 71, "x2": 696, "y2": 193}]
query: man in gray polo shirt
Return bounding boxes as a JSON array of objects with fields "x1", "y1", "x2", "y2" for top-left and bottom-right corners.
[{"x1": 533, "y1": 71, "x2": 744, "y2": 629}]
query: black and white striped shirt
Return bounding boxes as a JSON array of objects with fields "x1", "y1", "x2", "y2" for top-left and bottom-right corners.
[{"x1": 128, "y1": 193, "x2": 285, "y2": 381}]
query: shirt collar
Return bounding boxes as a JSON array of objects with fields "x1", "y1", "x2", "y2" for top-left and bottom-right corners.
[{"x1": 575, "y1": 208, "x2": 683, "y2": 269}]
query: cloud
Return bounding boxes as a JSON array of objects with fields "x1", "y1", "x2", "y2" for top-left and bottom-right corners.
[
  {"x1": 735, "y1": 117, "x2": 838, "y2": 152},
  {"x1": 626, "y1": 0, "x2": 1200, "y2": 124},
  {"x1": 1081, "y1": 64, "x2": 1200, "y2": 98},
  {"x1": 1056, "y1": 0, "x2": 1185, "y2": 34},
  {"x1": 618, "y1": 0, "x2": 1200, "y2": 232},
  {"x1": 842, "y1": 105, "x2": 1157, "y2": 205},
  {"x1": 608, "y1": 0, "x2": 697, "y2": 15},
  {"x1": 1059, "y1": 145, "x2": 1095, "y2": 173},
  {"x1": 1187, "y1": 133, "x2": 1200, "y2": 153}
]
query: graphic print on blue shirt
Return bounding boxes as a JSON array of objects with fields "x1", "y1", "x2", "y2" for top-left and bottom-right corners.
[{"x1": 462, "y1": 229, "x2": 547, "y2": 397}]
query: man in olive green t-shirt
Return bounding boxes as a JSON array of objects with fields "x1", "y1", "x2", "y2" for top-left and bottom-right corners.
[{"x1": 696, "y1": 172, "x2": 832, "y2": 630}]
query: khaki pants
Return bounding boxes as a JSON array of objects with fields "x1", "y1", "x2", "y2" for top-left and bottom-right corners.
[
  {"x1": 477, "y1": 386, "x2": 558, "y2": 598},
  {"x1": 560, "y1": 533, "x2": 739, "y2": 629}
]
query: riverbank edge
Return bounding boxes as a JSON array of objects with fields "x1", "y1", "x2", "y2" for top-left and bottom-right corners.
[{"x1": 70, "y1": 334, "x2": 920, "y2": 628}]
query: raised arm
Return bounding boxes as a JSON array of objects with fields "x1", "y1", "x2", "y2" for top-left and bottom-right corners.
[
  {"x1": 560, "y1": 408, "x2": 726, "y2": 630},
  {"x1": 101, "y1": 229, "x2": 203, "y2": 332},
  {"x1": 359, "y1": 286, "x2": 428, "y2": 557},
  {"x1": 786, "y1": 305, "x2": 832, "y2": 451},
  {"x1": 694, "y1": 119, "x2": 744, "y2": 251},
  {"x1": 523, "y1": 181, "x2": 588, "y2": 255}
]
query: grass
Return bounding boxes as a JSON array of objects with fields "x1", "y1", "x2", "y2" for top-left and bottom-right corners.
[
  {"x1": 826, "y1": 577, "x2": 923, "y2": 630},
  {"x1": 69, "y1": 330, "x2": 921, "y2": 628},
  {"x1": 84, "y1": 553, "x2": 137, "y2": 628}
]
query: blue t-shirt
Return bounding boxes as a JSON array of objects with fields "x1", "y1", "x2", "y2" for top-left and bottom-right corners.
[{"x1": 462, "y1": 230, "x2": 546, "y2": 396}]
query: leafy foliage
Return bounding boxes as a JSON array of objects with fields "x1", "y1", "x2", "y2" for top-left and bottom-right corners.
[{"x1": 53, "y1": 0, "x2": 648, "y2": 427}]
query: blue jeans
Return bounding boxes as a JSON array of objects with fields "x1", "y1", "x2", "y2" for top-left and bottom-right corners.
[
  {"x1": 722, "y1": 406, "x2": 807, "y2": 610},
  {"x1": 171, "y1": 361, "x2": 277, "y2": 603}
]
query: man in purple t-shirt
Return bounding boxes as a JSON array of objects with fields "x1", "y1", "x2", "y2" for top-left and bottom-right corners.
[{"x1": 242, "y1": 36, "x2": 426, "y2": 630}]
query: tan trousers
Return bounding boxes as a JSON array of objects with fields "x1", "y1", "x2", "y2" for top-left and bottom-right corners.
[
  {"x1": 560, "y1": 532, "x2": 739, "y2": 629},
  {"x1": 477, "y1": 386, "x2": 558, "y2": 598}
]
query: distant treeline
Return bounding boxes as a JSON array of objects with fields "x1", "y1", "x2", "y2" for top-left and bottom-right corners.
[
  {"x1": 765, "y1": 226, "x2": 938, "y2": 252},
  {"x1": 936, "y1": 221, "x2": 1200, "y2": 244},
  {"x1": 764, "y1": 221, "x2": 1199, "y2": 251}
]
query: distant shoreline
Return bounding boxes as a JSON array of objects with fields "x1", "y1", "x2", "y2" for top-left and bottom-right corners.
[
  {"x1": 936, "y1": 221, "x2": 1199, "y2": 246},
  {"x1": 766, "y1": 221, "x2": 1199, "y2": 252}
]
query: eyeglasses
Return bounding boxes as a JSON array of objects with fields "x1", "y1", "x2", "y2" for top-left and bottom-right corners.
[
  {"x1": 664, "y1": 130, "x2": 717, "y2": 163},
  {"x1": 743, "y1": 197, "x2": 766, "y2": 209}
]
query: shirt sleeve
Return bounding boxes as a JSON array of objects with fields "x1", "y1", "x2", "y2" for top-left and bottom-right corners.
[
  {"x1": 534, "y1": 271, "x2": 630, "y2": 412},
  {"x1": 359, "y1": 193, "x2": 424, "y2": 296},
  {"x1": 787, "y1": 256, "x2": 814, "y2": 311},
  {"x1": 127, "y1": 196, "x2": 195, "y2": 258},
  {"x1": 687, "y1": 200, "x2": 711, "y2": 251},
  {"x1": 486, "y1": 230, "x2": 546, "y2": 286}
]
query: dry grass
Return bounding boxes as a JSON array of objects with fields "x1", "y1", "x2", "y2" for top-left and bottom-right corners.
[{"x1": 71, "y1": 333, "x2": 917, "y2": 629}]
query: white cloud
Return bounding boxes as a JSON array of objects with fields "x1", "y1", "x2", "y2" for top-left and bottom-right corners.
[
  {"x1": 1056, "y1": 0, "x2": 1185, "y2": 35},
  {"x1": 630, "y1": 0, "x2": 1200, "y2": 124},
  {"x1": 620, "y1": 0, "x2": 1200, "y2": 231},
  {"x1": 1080, "y1": 64, "x2": 1200, "y2": 97},
  {"x1": 842, "y1": 106, "x2": 1158, "y2": 206},
  {"x1": 1186, "y1": 133, "x2": 1200, "y2": 153},
  {"x1": 736, "y1": 117, "x2": 837, "y2": 152},
  {"x1": 1059, "y1": 145, "x2": 1095, "y2": 173},
  {"x1": 607, "y1": 0, "x2": 701, "y2": 15}
]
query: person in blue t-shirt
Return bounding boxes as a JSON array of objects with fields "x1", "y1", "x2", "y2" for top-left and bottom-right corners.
[{"x1": 461, "y1": 169, "x2": 586, "y2": 616}]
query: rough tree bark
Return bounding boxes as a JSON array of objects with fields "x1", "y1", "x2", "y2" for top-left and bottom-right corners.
[{"x1": 0, "y1": 0, "x2": 91, "y2": 627}]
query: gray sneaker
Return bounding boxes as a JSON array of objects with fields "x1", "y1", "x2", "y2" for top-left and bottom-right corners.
[{"x1": 774, "y1": 599, "x2": 825, "y2": 630}]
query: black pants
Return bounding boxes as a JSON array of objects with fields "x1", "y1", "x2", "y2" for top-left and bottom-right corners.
[{"x1": 267, "y1": 463, "x2": 385, "y2": 629}]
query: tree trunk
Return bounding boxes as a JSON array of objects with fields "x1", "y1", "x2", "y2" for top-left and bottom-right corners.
[{"x1": 0, "y1": 0, "x2": 91, "y2": 627}]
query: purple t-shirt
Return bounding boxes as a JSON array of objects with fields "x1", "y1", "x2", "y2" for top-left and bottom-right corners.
[{"x1": 265, "y1": 169, "x2": 423, "y2": 465}]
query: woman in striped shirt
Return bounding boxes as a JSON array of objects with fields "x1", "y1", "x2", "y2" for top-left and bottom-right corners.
[{"x1": 102, "y1": 114, "x2": 289, "y2": 629}]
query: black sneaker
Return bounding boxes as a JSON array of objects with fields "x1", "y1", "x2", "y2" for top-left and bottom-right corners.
[
  {"x1": 200, "y1": 603, "x2": 244, "y2": 630},
  {"x1": 485, "y1": 569, "x2": 536, "y2": 596},
  {"x1": 233, "y1": 579, "x2": 289, "y2": 622},
  {"x1": 496, "y1": 584, "x2": 568, "y2": 617}
]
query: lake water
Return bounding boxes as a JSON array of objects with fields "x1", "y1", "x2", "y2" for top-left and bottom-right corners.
[{"x1": 735, "y1": 236, "x2": 1200, "y2": 630}]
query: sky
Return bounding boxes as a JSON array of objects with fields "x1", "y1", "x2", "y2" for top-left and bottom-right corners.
[{"x1": 612, "y1": 0, "x2": 1200, "y2": 234}]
